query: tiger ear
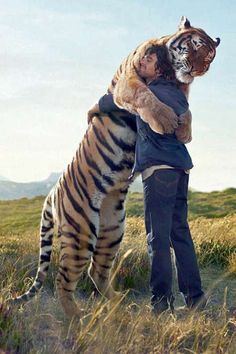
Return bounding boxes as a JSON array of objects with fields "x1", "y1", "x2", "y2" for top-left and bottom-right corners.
[
  {"x1": 214, "y1": 37, "x2": 221, "y2": 47},
  {"x1": 178, "y1": 16, "x2": 191, "y2": 30}
]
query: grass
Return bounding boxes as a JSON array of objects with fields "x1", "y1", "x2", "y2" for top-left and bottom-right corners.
[
  {"x1": 0, "y1": 265, "x2": 235, "y2": 353},
  {"x1": 0, "y1": 195, "x2": 236, "y2": 353},
  {"x1": 126, "y1": 188, "x2": 236, "y2": 219},
  {"x1": 0, "y1": 196, "x2": 44, "y2": 234},
  {"x1": 1, "y1": 188, "x2": 236, "y2": 235}
]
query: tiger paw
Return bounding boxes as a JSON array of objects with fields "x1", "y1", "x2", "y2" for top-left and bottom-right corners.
[
  {"x1": 157, "y1": 104, "x2": 179, "y2": 133},
  {"x1": 137, "y1": 104, "x2": 178, "y2": 134},
  {"x1": 175, "y1": 127, "x2": 192, "y2": 144},
  {"x1": 176, "y1": 109, "x2": 192, "y2": 143}
]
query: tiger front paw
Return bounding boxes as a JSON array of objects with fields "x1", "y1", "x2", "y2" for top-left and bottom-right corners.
[
  {"x1": 157, "y1": 103, "x2": 179, "y2": 134},
  {"x1": 137, "y1": 104, "x2": 179, "y2": 134},
  {"x1": 175, "y1": 125, "x2": 192, "y2": 143},
  {"x1": 175, "y1": 109, "x2": 192, "y2": 143}
]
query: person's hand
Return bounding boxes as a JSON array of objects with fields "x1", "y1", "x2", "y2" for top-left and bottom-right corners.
[
  {"x1": 175, "y1": 109, "x2": 192, "y2": 143},
  {"x1": 87, "y1": 103, "x2": 100, "y2": 124}
]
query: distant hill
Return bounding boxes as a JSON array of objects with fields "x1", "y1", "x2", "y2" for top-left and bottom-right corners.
[
  {"x1": 1, "y1": 172, "x2": 236, "y2": 213},
  {"x1": 0, "y1": 173, "x2": 61, "y2": 200},
  {"x1": 0, "y1": 172, "x2": 143, "y2": 200},
  {"x1": 0, "y1": 175, "x2": 10, "y2": 181}
]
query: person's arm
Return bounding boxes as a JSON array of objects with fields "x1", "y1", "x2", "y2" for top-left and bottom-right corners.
[
  {"x1": 87, "y1": 93, "x2": 127, "y2": 124},
  {"x1": 87, "y1": 103, "x2": 100, "y2": 124},
  {"x1": 99, "y1": 93, "x2": 122, "y2": 113}
]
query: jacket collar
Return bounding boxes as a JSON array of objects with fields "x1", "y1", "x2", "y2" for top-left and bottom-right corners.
[{"x1": 148, "y1": 76, "x2": 177, "y2": 86}]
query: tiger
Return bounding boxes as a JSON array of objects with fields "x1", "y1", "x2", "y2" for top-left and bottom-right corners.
[
  {"x1": 9, "y1": 16, "x2": 220, "y2": 318},
  {"x1": 110, "y1": 16, "x2": 220, "y2": 142}
]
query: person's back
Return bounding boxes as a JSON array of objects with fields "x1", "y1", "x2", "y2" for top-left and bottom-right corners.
[{"x1": 134, "y1": 77, "x2": 193, "y2": 174}]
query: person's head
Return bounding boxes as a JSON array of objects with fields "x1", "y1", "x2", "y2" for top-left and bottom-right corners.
[{"x1": 139, "y1": 45, "x2": 176, "y2": 83}]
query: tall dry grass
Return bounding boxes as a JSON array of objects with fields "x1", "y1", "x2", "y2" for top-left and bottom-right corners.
[{"x1": 0, "y1": 214, "x2": 236, "y2": 353}]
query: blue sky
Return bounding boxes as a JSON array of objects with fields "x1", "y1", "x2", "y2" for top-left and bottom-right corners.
[{"x1": 1, "y1": 0, "x2": 235, "y2": 191}]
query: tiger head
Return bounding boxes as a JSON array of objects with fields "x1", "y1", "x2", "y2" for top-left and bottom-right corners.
[{"x1": 165, "y1": 16, "x2": 220, "y2": 84}]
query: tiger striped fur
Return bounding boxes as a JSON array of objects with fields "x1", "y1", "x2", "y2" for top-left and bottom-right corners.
[
  {"x1": 10, "y1": 17, "x2": 220, "y2": 317},
  {"x1": 12, "y1": 112, "x2": 136, "y2": 317}
]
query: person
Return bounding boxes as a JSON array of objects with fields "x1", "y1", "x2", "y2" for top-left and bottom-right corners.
[{"x1": 88, "y1": 45, "x2": 206, "y2": 315}]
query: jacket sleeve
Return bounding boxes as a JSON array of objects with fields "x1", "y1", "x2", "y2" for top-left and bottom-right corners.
[{"x1": 98, "y1": 93, "x2": 123, "y2": 113}]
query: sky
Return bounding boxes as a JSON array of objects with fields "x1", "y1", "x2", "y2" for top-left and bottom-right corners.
[{"x1": 1, "y1": 0, "x2": 236, "y2": 192}]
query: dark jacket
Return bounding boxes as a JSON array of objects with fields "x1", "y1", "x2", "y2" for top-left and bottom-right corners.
[{"x1": 99, "y1": 78, "x2": 193, "y2": 173}]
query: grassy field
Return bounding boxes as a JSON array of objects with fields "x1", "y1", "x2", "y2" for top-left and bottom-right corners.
[
  {"x1": 126, "y1": 187, "x2": 236, "y2": 219},
  {"x1": 0, "y1": 192, "x2": 236, "y2": 353}
]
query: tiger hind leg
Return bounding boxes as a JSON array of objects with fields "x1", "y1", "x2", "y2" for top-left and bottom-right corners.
[
  {"x1": 56, "y1": 229, "x2": 95, "y2": 318},
  {"x1": 88, "y1": 189, "x2": 127, "y2": 299}
]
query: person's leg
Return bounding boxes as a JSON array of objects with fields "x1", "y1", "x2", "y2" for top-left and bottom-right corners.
[
  {"x1": 143, "y1": 169, "x2": 180, "y2": 312},
  {"x1": 170, "y1": 172, "x2": 205, "y2": 308}
]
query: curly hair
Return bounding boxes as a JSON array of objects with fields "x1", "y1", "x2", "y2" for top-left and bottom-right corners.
[{"x1": 145, "y1": 45, "x2": 176, "y2": 81}]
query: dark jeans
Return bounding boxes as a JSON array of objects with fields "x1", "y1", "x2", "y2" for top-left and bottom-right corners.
[{"x1": 143, "y1": 169, "x2": 204, "y2": 305}]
